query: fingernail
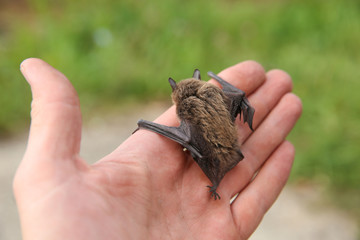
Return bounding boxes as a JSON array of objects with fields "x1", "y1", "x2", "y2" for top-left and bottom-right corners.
[{"x1": 20, "y1": 58, "x2": 31, "y2": 82}]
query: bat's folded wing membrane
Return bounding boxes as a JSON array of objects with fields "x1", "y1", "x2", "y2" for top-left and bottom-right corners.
[
  {"x1": 207, "y1": 71, "x2": 255, "y2": 130},
  {"x1": 207, "y1": 71, "x2": 244, "y2": 94},
  {"x1": 137, "y1": 119, "x2": 203, "y2": 159}
]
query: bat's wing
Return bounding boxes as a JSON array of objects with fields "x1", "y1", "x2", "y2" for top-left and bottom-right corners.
[
  {"x1": 136, "y1": 119, "x2": 203, "y2": 160},
  {"x1": 207, "y1": 71, "x2": 255, "y2": 130}
]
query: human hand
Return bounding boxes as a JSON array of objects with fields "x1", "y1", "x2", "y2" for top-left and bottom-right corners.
[{"x1": 14, "y1": 58, "x2": 302, "y2": 240}]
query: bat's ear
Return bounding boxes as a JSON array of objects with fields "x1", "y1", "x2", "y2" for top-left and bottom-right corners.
[
  {"x1": 168, "y1": 77, "x2": 177, "y2": 91},
  {"x1": 192, "y1": 69, "x2": 201, "y2": 80}
]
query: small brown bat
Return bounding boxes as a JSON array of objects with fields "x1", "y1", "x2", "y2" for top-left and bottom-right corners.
[{"x1": 136, "y1": 69, "x2": 254, "y2": 200}]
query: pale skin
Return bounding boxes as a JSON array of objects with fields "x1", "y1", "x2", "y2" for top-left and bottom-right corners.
[{"x1": 13, "y1": 58, "x2": 302, "y2": 240}]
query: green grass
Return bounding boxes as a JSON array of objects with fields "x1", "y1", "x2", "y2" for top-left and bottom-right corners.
[{"x1": 1, "y1": 0, "x2": 359, "y2": 223}]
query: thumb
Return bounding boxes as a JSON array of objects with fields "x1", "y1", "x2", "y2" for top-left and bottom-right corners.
[{"x1": 20, "y1": 58, "x2": 82, "y2": 165}]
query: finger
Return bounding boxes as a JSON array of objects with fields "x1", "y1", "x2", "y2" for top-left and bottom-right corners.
[
  {"x1": 231, "y1": 141, "x2": 295, "y2": 239},
  {"x1": 222, "y1": 93, "x2": 302, "y2": 198},
  {"x1": 212, "y1": 60, "x2": 266, "y2": 94},
  {"x1": 237, "y1": 69, "x2": 293, "y2": 143},
  {"x1": 218, "y1": 70, "x2": 293, "y2": 196},
  {"x1": 21, "y1": 58, "x2": 82, "y2": 163}
]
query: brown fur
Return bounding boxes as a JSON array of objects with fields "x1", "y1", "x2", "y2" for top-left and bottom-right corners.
[{"x1": 172, "y1": 78, "x2": 242, "y2": 183}]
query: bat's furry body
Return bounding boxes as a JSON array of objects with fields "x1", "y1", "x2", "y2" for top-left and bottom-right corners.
[{"x1": 137, "y1": 70, "x2": 254, "y2": 200}]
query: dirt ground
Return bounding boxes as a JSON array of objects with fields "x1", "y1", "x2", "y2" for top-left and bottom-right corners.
[{"x1": 0, "y1": 102, "x2": 358, "y2": 240}]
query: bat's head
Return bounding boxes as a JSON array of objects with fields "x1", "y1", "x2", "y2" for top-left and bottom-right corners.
[
  {"x1": 168, "y1": 77, "x2": 204, "y2": 107},
  {"x1": 168, "y1": 69, "x2": 202, "y2": 92}
]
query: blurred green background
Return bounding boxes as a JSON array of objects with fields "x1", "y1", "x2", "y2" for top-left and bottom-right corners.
[{"x1": 1, "y1": 0, "x2": 359, "y2": 224}]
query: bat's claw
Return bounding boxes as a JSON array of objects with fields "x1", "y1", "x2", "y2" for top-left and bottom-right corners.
[
  {"x1": 207, "y1": 185, "x2": 221, "y2": 200},
  {"x1": 241, "y1": 97, "x2": 255, "y2": 131}
]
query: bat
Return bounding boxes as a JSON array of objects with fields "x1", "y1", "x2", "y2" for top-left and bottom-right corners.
[{"x1": 135, "y1": 69, "x2": 255, "y2": 200}]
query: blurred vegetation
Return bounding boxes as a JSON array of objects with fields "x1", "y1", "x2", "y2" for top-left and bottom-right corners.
[{"x1": 0, "y1": 0, "x2": 359, "y2": 223}]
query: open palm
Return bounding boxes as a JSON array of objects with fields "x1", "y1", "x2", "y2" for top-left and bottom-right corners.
[{"x1": 14, "y1": 58, "x2": 302, "y2": 240}]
